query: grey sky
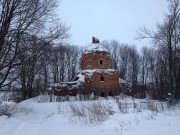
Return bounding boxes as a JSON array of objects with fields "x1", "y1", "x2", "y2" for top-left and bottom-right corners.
[{"x1": 57, "y1": 0, "x2": 168, "y2": 48}]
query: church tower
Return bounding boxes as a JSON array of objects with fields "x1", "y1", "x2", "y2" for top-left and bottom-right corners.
[{"x1": 81, "y1": 37, "x2": 121, "y2": 96}]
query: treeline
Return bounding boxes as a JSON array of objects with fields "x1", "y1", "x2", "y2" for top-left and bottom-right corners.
[
  {"x1": 103, "y1": 0, "x2": 180, "y2": 99},
  {"x1": 0, "y1": 0, "x2": 180, "y2": 100},
  {"x1": 113, "y1": 0, "x2": 180, "y2": 99},
  {"x1": 15, "y1": 42, "x2": 82, "y2": 99},
  {"x1": 137, "y1": 0, "x2": 180, "y2": 99},
  {"x1": 103, "y1": 40, "x2": 180, "y2": 99},
  {"x1": 5, "y1": 39, "x2": 180, "y2": 100}
]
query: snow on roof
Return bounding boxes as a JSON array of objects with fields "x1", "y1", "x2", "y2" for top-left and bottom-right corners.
[
  {"x1": 84, "y1": 43, "x2": 108, "y2": 54},
  {"x1": 76, "y1": 73, "x2": 85, "y2": 82},
  {"x1": 82, "y1": 69, "x2": 118, "y2": 78},
  {"x1": 49, "y1": 74, "x2": 85, "y2": 90}
]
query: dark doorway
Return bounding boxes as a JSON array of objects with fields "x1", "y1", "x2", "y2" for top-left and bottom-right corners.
[
  {"x1": 109, "y1": 91, "x2": 112, "y2": 96},
  {"x1": 101, "y1": 92, "x2": 105, "y2": 97}
]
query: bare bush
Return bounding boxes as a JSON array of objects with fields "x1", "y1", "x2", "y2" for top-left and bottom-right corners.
[
  {"x1": 68, "y1": 101, "x2": 114, "y2": 124},
  {"x1": 57, "y1": 103, "x2": 66, "y2": 114},
  {"x1": 15, "y1": 103, "x2": 33, "y2": 115},
  {"x1": 0, "y1": 92, "x2": 10, "y2": 102},
  {"x1": 69, "y1": 102, "x2": 86, "y2": 118},
  {"x1": 0, "y1": 91, "x2": 24, "y2": 103},
  {"x1": 0, "y1": 100, "x2": 33, "y2": 117},
  {"x1": 34, "y1": 93, "x2": 57, "y2": 102},
  {"x1": 117, "y1": 102, "x2": 129, "y2": 114},
  {"x1": 147, "y1": 100, "x2": 158, "y2": 113},
  {"x1": 35, "y1": 94, "x2": 50, "y2": 102},
  {"x1": 0, "y1": 102, "x2": 16, "y2": 117},
  {"x1": 87, "y1": 102, "x2": 108, "y2": 123}
]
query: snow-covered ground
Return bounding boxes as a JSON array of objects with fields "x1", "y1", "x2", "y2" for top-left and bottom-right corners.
[{"x1": 0, "y1": 96, "x2": 180, "y2": 135}]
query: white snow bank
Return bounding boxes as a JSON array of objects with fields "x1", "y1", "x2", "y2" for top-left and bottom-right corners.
[{"x1": 0, "y1": 97, "x2": 180, "y2": 135}]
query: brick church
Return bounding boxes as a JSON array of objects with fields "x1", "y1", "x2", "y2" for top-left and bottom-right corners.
[{"x1": 51, "y1": 37, "x2": 121, "y2": 97}]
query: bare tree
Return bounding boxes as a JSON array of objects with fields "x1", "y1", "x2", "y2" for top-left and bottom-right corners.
[
  {"x1": 49, "y1": 45, "x2": 82, "y2": 84},
  {"x1": 128, "y1": 46, "x2": 140, "y2": 97},
  {"x1": 0, "y1": 0, "x2": 69, "y2": 88},
  {"x1": 102, "y1": 40, "x2": 120, "y2": 70},
  {"x1": 136, "y1": 0, "x2": 180, "y2": 98},
  {"x1": 66, "y1": 45, "x2": 82, "y2": 81},
  {"x1": 16, "y1": 35, "x2": 49, "y2": 98},
  {"x1": 119, "y1": 44, "x2": 131, "y2": 80}
]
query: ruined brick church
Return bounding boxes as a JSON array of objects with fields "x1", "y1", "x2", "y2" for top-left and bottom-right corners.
[{"x1": 51, "y1": 37, "x2": 121, "y2": 97}]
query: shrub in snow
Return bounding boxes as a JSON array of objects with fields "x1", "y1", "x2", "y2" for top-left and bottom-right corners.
[
  {"x1": 117, "y1": 101, "x2": 129, "y2": 114},
  {"x1": 68, "y1": 101, "x2": 114, "y2": 124},
  {"x1": 69, "y1": 103, "x2": 86, "y2": 118},
  {"x1": 0, "y1": 91, "x2": 25, "y2": 103},
  {"x1": 15, "y1": 103, "x2": 33, "y2": 115},
  {"x1": 0, "y1": 92, "x2": 10, "y2": 102},
  {"x1": 0, "y1": 102, "x2": 16, "y2": 117},
  {"x1": 0, "y1": 101, "x2": 33, "y2": 117},
  {"x1": 34, "y1": 93, "x2": 52, "y2": 102}
]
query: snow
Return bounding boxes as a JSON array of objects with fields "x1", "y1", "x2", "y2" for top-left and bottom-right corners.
[
  {"x1": 0, "y1": 96, "x2": 180, "y2": 135},
  {"x1": 76, "y1": 73, "x2": 85, "y2": 82},
  {"x1": 119, "y1": 78, "x2": 128, "y2": 84},
  {"x1": 49, "y1": 74, "x2": 85, "y2": 90},
  {"x1": 82, "y1": 69, "x2": 118, "y2": 78},
  {"x1": 84, "y1": 43, "x2": 108, "y2": 54},
  {"x1": 119, "y1": 78, "x2": 132, "y2": 85}
]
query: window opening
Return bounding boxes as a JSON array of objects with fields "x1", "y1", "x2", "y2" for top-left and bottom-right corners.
[
  {"x1": 100, "y1": 60, "x2": 103, "y2": 65},
  {"x1": 101, "y1": 76, "x2": 104, "y2": 82}
]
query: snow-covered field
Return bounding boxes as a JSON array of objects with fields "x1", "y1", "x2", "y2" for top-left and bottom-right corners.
[{"x1": 0, "y1": 95, "x2": 180, "y2": 135}]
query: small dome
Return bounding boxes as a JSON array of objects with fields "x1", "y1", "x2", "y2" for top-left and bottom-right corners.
[{"x1": 84, "y1": 43, "x2": 108, "y2": 54}]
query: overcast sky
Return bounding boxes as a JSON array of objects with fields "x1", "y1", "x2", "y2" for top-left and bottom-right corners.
[{"x1": 57, "y1": 0, "x2": 168, "y2": 49}]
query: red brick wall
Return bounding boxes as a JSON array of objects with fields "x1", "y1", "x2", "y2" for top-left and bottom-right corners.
[
  {"x1": 83, "y1": 72, "x2": 121, "y2": 96},
  {"x1": 91, "y1": 72, "x2": 119, "y2": 88},
  {"x1": 81, "y1": 52, "x2": 113, "y2": 70}
]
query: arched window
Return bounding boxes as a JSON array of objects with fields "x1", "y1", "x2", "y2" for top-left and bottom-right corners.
[
  {"x1": 100, "y1": 60, "x2": 103, "y2": 65},
  {"x1": 101, "y1": 76, "x2": 104, "y2": 82}
]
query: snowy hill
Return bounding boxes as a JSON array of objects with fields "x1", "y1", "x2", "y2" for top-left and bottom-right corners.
[{"x1": 0, "y1": 96, "x2": 180, "y2": 135}]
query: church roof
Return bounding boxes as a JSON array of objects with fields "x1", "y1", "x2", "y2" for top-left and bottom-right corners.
[{"x1": 84, "y1": 43, "x2": 108, "y2": 54}]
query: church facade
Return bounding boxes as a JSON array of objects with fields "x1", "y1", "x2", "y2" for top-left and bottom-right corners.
[
  {"x1": 80, "y1": 37, "x2": 121, "y2": 96},
  {"x1": 51, "y1": 37, "x2": 121, "y2": 97}
]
